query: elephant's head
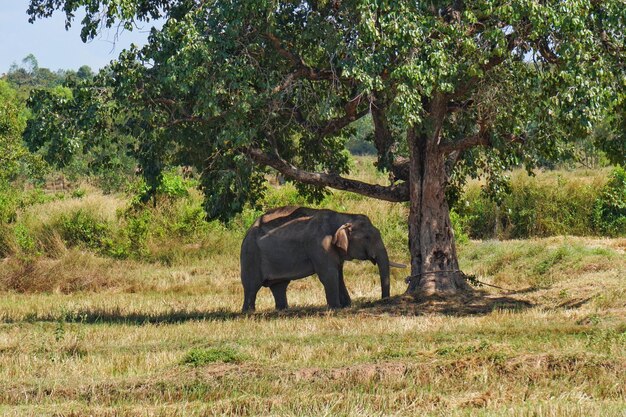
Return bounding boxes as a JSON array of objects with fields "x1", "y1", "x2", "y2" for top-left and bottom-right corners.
[{"x1": 332, "y1": 216, "x2": 404, "y2": 299}]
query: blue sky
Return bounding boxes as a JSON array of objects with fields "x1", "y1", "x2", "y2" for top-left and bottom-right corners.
[{"x1": 0, "y1": 1, "x2": 162, "y2": 74}]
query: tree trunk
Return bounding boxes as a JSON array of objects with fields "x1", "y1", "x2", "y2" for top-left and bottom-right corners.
[{"x1": 405, "y1": 124, "x2": 470, "y2": 297}]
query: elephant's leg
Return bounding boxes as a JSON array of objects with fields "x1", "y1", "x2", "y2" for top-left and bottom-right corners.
[
  {"x1": 270, "y1": 281, "x2": 290, "y2": 310},
  {"x1": 242, "y1": 281, "x2": 262, "y2": 312},
  {"x1": 317, "y1": 269, "x2": 341, "y2": 309},
  {"x1": 338, "y1": 268, "x2": 351, "y2": 307}
]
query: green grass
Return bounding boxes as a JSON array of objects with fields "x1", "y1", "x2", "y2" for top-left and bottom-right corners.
[{"x1": 182, "y1": 346, "x2": 245, "y2": 366}]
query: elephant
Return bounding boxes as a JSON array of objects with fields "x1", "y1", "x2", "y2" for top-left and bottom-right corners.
[{"x1": 240, "y1": 206, "x2": 405, "y2": 312}]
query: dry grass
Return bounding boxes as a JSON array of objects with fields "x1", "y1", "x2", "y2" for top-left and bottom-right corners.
[{"x1": 0, "y1": 233, "x2": 624, "y2": 416}]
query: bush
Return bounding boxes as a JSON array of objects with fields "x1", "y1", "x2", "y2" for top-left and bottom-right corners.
[
  {"x1": 592, "y1": 166, "x2": 626, "y2": 236},
  {"x1": 0, "y1": 187, "x2": 55, "y2": 225},
  {"x1": 158, "y1": 170, "x2": 194, "y2": 199},
  {"x1": 58, "y1": 209, "x2": 111, "y2": 250},
  {"x1": 0, "y1": 225, "x2": 14, "y2": 257},
  {"x1": 14, "y1": 222, "x2": 38, "y2": 255},
  {"x1": 450, "y1": 210, "x2": 469, "y2": 245},
  {"x1": 455, "y1": 169, "x2": 608, "y2": 239},
  {"x1": 123, "y1": 210, "x2": 151, "y2": 257},
  {"x1": 456, "y1": 187, "x2": 499, "y2": 239},
  {"x1": 174, "y1": 204, "x2": 208, "y2": 237}
]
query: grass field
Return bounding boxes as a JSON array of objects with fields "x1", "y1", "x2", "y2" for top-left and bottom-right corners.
[{"x1": 0, "y1": 164, "x2": 625, "y2": 416}]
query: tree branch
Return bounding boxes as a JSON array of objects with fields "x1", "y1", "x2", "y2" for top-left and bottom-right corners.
[
  {"x1": 439, "y1": 132, "x2": 525, "y2": 154},
  {"x1": 537, "y1": 38, "x2": 560, "y2": 64},
  {"x1": 319, "y1": 95, "x2": 368, "y2": 136},
  {"x1": 440, "y1": 133, "x2": 488, "y2": 154},
  {"x1": 266, "y1": 33, "x2": 340, "y2": 82},
  {"x1": 248, "y1": 147, "x2": 409, "y2": 202},
  {"x1": 283, "y1": 94, "x2": 369, "y2": 138},
  {"x1": 371, "y1": 93, "x2": 395, "y2": 166}
]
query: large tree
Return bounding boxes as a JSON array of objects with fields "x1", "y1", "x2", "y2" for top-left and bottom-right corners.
[{"x1": 27, "y1": 0, "x2": 624, "y2": 297}]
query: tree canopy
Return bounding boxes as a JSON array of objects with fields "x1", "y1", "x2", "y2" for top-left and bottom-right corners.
[{"x1": 26, "y1": 0, "x2": 625, "y2": 295}]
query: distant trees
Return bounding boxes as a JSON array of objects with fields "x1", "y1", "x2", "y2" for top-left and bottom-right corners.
[
  {"x1": 0, "y1": 79, "x2": 45, "y2": 186},
  {"x1": 0, "y1": 80, "x2": 28, "y2": 183},
  {"x1": 23, "y1": 79, "x2": 137, "y2": 191},
  {"x1": 4, "y1": 55, "x2": 95, "y2": 93},
  {"x1": 1, "y1": 55, "x2": 133, "y2": 191},
  {"x1": 76, "y1": 65, "x2": 95, "y2": 81}
]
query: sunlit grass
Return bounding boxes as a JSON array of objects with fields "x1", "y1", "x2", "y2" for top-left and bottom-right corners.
[{"x1": 0, "y1": 159, "x2": 624, "y2": 415}]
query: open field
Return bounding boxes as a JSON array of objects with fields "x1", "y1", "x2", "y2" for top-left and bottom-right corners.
[
  {"x1": 1, "y1": 236, "x2": 625, "y2": 416},
  {"x1": 1, "y1": 163, "x2": 625, "y2": 416}
]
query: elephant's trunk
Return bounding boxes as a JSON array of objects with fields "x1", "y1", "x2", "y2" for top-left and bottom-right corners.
[{"x1": 374, "y1": 244, "x2": 391, "y2": 299}]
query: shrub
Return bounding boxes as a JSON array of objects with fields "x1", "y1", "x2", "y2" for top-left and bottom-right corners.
[
  {"x1": 450, "y1": 210, "x2": 469, "y2": 245},
  {"x1": 456, "y1": 187, "x2": 498, "y2": 239},
  {"x1": 158, "y1": 170, "x2": 194, "y2": 199},
  {"x1": 455, "y1": 169, "x2": 608, "y2": 239},
  {"x1": 174, "y1": 204, "x2": 208, "y2": 237},
  {"x1": 14, "y1": 222, "x2": 37, "y2": 255},
  {"x1": 123, "y1": 210, "x2": 151, "y2": 257},
  {"x1": 71, "y1": 188, "x2": 86, "y2": 199},
  {"x1": 0, "y1": 225, "x2": 16, "y2": 257},
  {"x1": 0, "y1": 189, "x2": 18, "y2": 224},
  {"x1": 58, "y1": 209, "x2": 111, "y2": 250},
  {"x1": 0, "y1": 187, "x2": 55, "y2": 225},
  {"x1": 592, "y1": 166, "x2": 626, "y2": 236},
  {"x1": 182, "y1": 346, "x2": 244, "y2": 366}
]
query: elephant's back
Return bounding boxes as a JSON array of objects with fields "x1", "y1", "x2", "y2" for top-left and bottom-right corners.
[{"x1": 252, "y1": 206, "x2": 321, "y2": 232}]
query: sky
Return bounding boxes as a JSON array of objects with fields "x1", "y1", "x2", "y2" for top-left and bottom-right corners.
[{"x1": 0, "y1": 1, "x2": 162, "y2": 74}]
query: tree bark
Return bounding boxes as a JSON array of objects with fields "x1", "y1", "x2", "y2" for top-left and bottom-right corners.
[{"x1": 405, "y1": 114, "x2": 470, "y2": 297}]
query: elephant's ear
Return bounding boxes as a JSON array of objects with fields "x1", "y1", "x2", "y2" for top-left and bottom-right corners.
[{"x1": 332, "y1": 223, "x2": 352, "y2": 253}]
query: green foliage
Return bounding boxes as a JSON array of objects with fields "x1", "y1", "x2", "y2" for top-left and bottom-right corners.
[
  {"x1": 182, "y1": 346, "x2": 245, "y2": 366},
  {"x1": 449, "y1": 210, "x2": 469, "y2": 246},
  {"x1": 201, "y1": 154, "x2": 268, "y2": 223},
  {"x1": 456, "y1": 170, "x2": 608, "y2": 239},
  {"x1": 121, "y1": 210, "x2": 152, "y2": 258},
  {"x1": 0, "y1": 189, "x2": 20, "y2": 225},
  {"x1": 58, "y1": 209, "x2": 111, "y2": 250},
  {"x1": 23, "y1": 79, "x2": 137, "y2": 192},
  {"x1": 13, "y1": 222, "x2": 37, "y2": 255},
  {"x1": 173, "y1": 204, "x2": 207, "y2": 237},
  {"x1": 346, "y1": 115, "x2": 376, "y2": 155},
  {"x1": 130, "y1": 169, "x2": 198, "y2": 207},
  {"x1": 0, "y1": 186, "x2": 56, "y2": 225},
  {"x1": 158, "y1": 170, "x2": 192, "y2": 199},
  {"x1": 24, "y1": 0, "x2": 625, "y2": 237},
  {"x1": 5, "y1": 54, "x2": 65, "y2": 92},
  {"x1": 71, "y1": 188, "x2": 86, "y2": 199},
  {"x1": 0, "y1": 80, "x2": 33, "y2": 183},
  {"x1": 0, "y1": 225, "x2": 14, "y2": 257},
  {"x1": 592, "y1": 166, "x2": 626, "y2": 236}
]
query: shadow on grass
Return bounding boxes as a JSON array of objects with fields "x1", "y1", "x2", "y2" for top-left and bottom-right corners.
[
  {"x1": 354, "y1": 290, "x2": 534, "y2": 316},
  {"x1": 4, "y1": 290, "x2": 534, "y2": 325}
]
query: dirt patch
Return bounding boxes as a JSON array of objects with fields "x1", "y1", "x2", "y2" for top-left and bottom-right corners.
[
  {"x1": 193, "y1": 363, "x2": 262, "y2": 379},
  {"x1": 293, "y1": 362, "x2": 408, "y2": 382}
]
